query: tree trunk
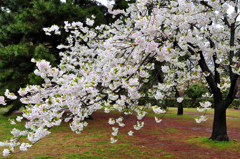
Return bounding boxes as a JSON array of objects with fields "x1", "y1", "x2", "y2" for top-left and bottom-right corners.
[
  {"x1": 177, "y1": 103, "x2": 183, "y2": 115},
  {"x1": 174, "y1": 86, "x2": 183, "y2": 115},
  {"x1": 210, "y1": 102, "x2": 229, "y2": 141},
  {"x1": 85, "y1": 115, "x2": 95, "y2": 120}
]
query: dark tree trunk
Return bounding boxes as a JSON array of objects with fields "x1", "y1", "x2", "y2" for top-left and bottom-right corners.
[
  {"x1": 174, "y1": 86, "x2": 183, "y2": 115},
  {"x1": 87, "y1": 115, "x2": 95, "y2": 120},
  {"x1": 209, "y1": 74, "x2": 237, "y2": 141},
  {"x1": 210, "y1": 102, "x2": 229, "y2": 141},
  {"x1": 177, "y1": 103, "x2": 183, "y2": 115}
]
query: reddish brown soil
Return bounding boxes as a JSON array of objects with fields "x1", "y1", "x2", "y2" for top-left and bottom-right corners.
[{"x1": 92, "y1": 112, "x2": 240, "y2": 159}]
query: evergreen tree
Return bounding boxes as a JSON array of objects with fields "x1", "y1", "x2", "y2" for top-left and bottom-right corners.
[
  {"x1": 113, "y1": 0, "x2": 135, "y2": 9},
  {"x1": 0, "y1": 0, "x2": 108, "y2": 115}
]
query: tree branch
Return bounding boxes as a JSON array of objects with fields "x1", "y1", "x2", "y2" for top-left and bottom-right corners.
[
  {"x1": 187, "y1": 46, "x2": 220, "y2": 96},
  {"x1": 206, "y1": 37, "x2": 220, "y2": 84}
]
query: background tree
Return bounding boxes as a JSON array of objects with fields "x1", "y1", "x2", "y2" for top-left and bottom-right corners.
[
  {"x1": 185, "y1": 84, "x2": 204, "y2": 107},
  {"x1": 0, "y1": 0, "x2": 108, "y2": 115},
  {"x1": 113, "y1": 0, "x2": 135, "y2": 9}
]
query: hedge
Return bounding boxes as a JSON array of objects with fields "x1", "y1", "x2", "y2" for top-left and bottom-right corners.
[{"x1": 138, "y1": 98, "x2": 240, "y2": 108}]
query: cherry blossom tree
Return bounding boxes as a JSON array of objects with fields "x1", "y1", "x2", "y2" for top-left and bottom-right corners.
[{"x1": 0, "y1": 0, "x2": 240, "y2": 156}]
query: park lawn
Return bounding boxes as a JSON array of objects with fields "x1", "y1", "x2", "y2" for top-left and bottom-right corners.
[{"x1": 0, "y1": 107, "x2": 239, "y2": 159}]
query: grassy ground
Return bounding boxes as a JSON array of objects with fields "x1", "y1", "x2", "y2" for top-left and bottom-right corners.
[{"x1": 0, "y1": 107, "x2": 239, "y2": 159}]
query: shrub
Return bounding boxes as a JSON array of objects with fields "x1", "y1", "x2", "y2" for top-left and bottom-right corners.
[{"x1": 139, "y1": 97, "x2": 240, "y2": 108}]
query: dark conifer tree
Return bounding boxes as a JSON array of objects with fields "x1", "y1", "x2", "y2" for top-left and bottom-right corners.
[{"x1": 0, "y1": 0, "x2": 108, "y2": 115}]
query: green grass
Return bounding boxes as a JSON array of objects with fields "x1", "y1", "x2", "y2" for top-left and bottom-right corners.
[
  {"x1": 33, "y1": 156, "x2": 54, "y2": 159},
  {"x1": 162, "y1": 152, "x2": 174, "y2": 157},
  {"x1": 0, "y1": 114, "x2": 26, "y2": 140},
  {"x1": 187, "y1": 137, "x2": 240, "y2": 150},
  {"x1": 226, "y1": 109, "x2": 240, "y2": 118}
]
